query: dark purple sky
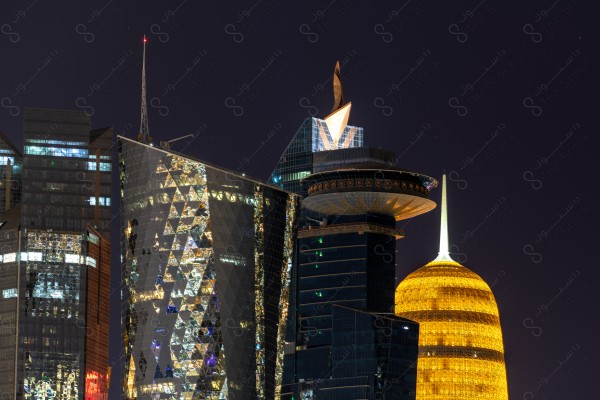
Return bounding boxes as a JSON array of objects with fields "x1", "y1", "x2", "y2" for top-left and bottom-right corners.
[{"x1": 1, "y1": 1, "x2": 597, "y2": 398}]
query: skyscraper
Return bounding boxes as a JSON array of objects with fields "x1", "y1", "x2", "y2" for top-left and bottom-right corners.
[
  {"x1": 273, "y1": 64, "x2": 437, "y2": 399},
  {"x1": 21, "y1": 108, "x2": 112, "y2": 234},
  {"x1": 119, "y1": 136, "x2": 299, "y2": 399},
  {"x1": 0, "y1": 204, "x2": 22, "y2": 397},
  {"x1": 395, "y1": 175, "x2": 509, "y2": 399},
  {"x1": 0, "y1": 108, "x2": 112, "y2": 399}
]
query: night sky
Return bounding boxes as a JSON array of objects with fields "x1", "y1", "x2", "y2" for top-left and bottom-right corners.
[{"x1": 1, "y1": 1, "x2": 597, "y2": 398}]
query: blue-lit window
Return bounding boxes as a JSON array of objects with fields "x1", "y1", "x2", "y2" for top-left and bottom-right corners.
[
  {"x1": 86, "y1": 161, "x2": 111, "y2": 171},
  {"x1": 89, "y1": 196, "x2": 111, "y2": 206},
  {"x1": 26, "y1": 139, "x2": 87, "y2": 146},
  {"x1": 0, "y1": 156, "x2": 14, "y2": 165},
  {"x1": 24, "y1": 146, "x2": 88, "y2": 158}
]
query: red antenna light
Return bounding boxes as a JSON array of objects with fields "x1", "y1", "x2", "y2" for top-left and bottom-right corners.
[{"x1": 143, "y1": 35, "x2": 147, "y2": 43}]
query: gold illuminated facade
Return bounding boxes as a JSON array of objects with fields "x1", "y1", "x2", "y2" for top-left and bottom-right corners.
[{"x1": 395, "y1": 175, "x2": 508, "y2": 399}]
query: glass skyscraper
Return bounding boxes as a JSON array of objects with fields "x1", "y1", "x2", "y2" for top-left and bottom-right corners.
[
  {"x1": 21, "y1": 108, "x2": 112, "y2": 234},
  {"x1": 273, "y1": 117, "x2": 436, "y2": 399},
  {"x1": 270, "y1": 116, "x2": 363, "y2": 197},
  {"x1": 0, "y1": 108, "x2": 112, "y2": 399},
  {"x1": 119, "y1": 136, "x2": 299, "y2": 399}
]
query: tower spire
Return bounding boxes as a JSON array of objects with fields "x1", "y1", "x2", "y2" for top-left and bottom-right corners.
[
  {"x1": 434, "y1": 174, "x2": 454, "y2": 262},
  {"x1": 137, "y1": 35, "x2": 151, "y2": 144},
  {"x1": 324, "y1": 61, "x2": 352, "y2": 145},
  {"x1": 331, "y1": 61, "x2": 344, "y2": 113}
]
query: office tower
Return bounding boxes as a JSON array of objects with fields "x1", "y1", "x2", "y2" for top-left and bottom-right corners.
[
  {"x1": 119, "y1": 136, "x2": 299, "y2": 399},
  {"x1": 0, "y1": 109, "x2": 112, "y2": 399},
  {"x1": 0, "y1": 130, "x2": 22, "y2": 214},
  {"x1": 0, "y1": 205, "x2": 22, "y2": 397},
  {"x1": 0, "y1": 220, "x2": 112, "y2": 400},
  {"x1": 395, "y1": 175, "x2": 509, "y2": 399},
  {"x1": 22, "y1": 108, "x2": 112, "y2": 235},
  {"x1": 273, "y1": 64, "x2": 437, "y2": 399}
]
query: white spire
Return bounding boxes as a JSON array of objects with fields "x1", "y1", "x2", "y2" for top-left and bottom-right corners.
[
  {"x1": 434, "y1": 174, "x2": 454, "y2": 262},
  {"x1": 137, "y1": 35, "x2": 151, "y2": 144}
]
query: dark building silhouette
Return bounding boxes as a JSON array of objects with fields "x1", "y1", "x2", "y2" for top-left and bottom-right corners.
[
  {"x1": 321, "y1": 306, "x2": 419, "y2": 399},
  {"x1": 0, "y1": 130, "x2": 22, "y2": 214}
]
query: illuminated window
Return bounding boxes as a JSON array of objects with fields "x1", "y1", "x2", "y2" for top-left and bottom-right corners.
[
  {"x1": 86, "y1": 256, "x2": 97, "y2": 268},
  {"x1": 3, "y1": 253, "x2": 16, "y2": 263},
  {"x1": 87, "y1": 161, "x2": 112, "y2": 171},
  {"x1": 89, "y1": 197, "x2": 111, "y2": 206},
  {"x1": 0, "y1": 156, "x2": 14, "y2": 165},
  {"x1": 27, "y1": 139, "x2": 87, "y2": 146},
  {"x1": 88, "y1": 233, "x2": 99, "y2": 245},
  {"x1": 24, "y1": 146, "x2": 88, "y2": 158},
  {"x1": 65, "y1": 253, "x2": 80, "y2": 264},
  {"x1": 2, "y1": 288, "x2": 17, "y2": 298}
]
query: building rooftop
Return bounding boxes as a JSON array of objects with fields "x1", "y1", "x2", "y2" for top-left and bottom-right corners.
[{"x1": 118, "y1": 135, "x2": 300, "y2": 197}]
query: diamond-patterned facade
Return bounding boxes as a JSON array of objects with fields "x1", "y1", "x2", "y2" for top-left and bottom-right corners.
[{"x1": 119, "y1": 137, "x2": 298, "y2": 399}]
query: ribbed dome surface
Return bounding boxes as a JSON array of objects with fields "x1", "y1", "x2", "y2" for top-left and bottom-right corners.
[{"x1": 395, "y1": 260, "x2": 508, "y2": 400}]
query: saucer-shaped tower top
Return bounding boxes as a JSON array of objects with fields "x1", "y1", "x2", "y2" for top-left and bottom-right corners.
[
  {"x1": 302, "y1": 150, "x2": 437, "y2": 221},
  {"x1": 395, "y1": 175, "x2": 508, "y2": 400}
]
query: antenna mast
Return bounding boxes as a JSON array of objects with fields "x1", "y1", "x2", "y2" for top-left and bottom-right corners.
[{"x1": 137, "y1": 35, "x2": 151, "y2": 143}]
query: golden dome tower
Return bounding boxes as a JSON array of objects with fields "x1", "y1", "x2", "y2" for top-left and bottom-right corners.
[{"x1": 395, "y1": 174, "x2": 509, "y2": 399}]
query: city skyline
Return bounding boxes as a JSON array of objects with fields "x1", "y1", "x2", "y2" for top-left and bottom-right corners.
[{"x1": 0, "y1": 2, "x2": 596, "y2": 399}]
